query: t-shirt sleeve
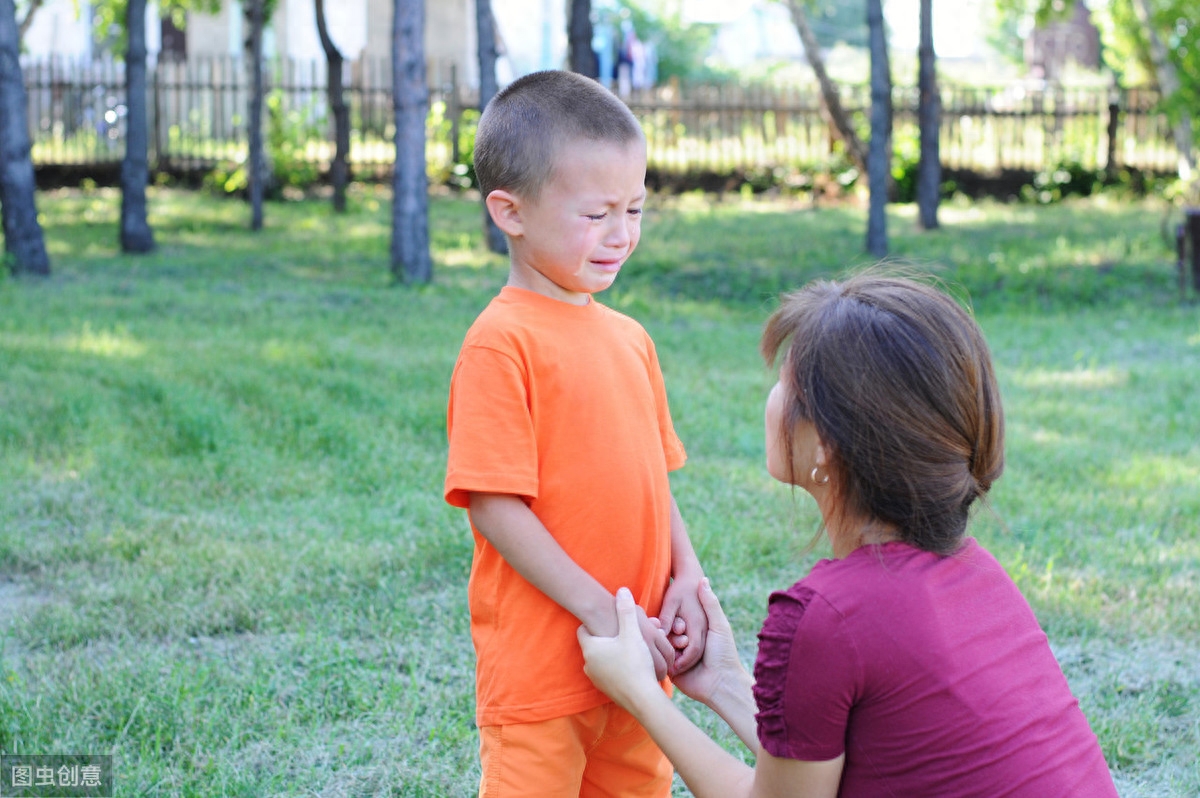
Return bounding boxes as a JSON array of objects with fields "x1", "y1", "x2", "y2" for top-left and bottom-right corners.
[
  {"x1": 753, "y1": 584, "x2": 857, "y2": 761},
  {"x1": 444, "y1": 344, "x2": 539, "y2": 509},
  {"x1": 644, "y1": 335, "x2": 687, "y2": 472}
]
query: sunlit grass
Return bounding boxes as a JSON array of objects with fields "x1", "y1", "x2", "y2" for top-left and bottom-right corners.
[{"x1": 1, "y1": 189, "x2": 1197, "y2": 796}]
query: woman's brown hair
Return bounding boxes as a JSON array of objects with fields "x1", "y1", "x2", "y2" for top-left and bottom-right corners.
[{"x1": 761, "y1": 273, "x2": 1005, "y2": 555}]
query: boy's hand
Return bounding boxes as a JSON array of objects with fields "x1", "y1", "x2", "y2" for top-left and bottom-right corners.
[
  {"x1": 669, "y1": 579, "x2": 745, "y2": 708},
  {"x1": 659, "y1": 574, "x2": 708, "y2": 675}
]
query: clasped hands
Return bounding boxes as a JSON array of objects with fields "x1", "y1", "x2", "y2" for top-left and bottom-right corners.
[{"x1": 579, "y1": 578, "x2": 742, "y2": 711}]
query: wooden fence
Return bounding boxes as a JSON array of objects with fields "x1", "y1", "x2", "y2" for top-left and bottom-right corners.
[{"x1": 22, "y1": 55, "x2": 1183, "y2": 182}]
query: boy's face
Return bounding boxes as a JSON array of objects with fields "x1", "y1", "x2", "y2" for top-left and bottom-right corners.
[{"x1": 498, "y1": 138, "x2": 647, "y2": 305}]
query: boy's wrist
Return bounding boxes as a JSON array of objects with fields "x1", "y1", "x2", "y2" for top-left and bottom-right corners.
[
  {"x1": 576, "y1": 591, "x2": 618, "y2": 637},
  {"x1": 671, "y1": 559, "x2": 704, "y2": 583}
]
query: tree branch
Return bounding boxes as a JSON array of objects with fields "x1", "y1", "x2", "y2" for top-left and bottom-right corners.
[
  {"x1": 18, "y1": 0, "x2": 45, "y2": 40},
  {"x1": 783, "y1": 0, "x2": 867, "y2": 174}
]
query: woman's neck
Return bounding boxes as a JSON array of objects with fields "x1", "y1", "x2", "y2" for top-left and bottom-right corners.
[{"x1": 827, "y1": 515, "x2": 901, "y2": 558}]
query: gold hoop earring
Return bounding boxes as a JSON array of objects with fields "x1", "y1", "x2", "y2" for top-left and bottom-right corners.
[{"x1": 811, "y1": 466, "x2": 829, "y2": 486}]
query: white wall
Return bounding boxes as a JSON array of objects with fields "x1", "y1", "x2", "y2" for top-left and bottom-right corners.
[
  {"x1": 22, "y1": 0, "x2": 91, "y2": 58},
  {"x1": 492, "y1": 0, "x2": 565, "y2": 79},
  {"x1": 22, "y1": 1, "x2": 168, "y2": 59},
  {"x1": 284, "y1": 0, "x2": 368, "y2": 61}
]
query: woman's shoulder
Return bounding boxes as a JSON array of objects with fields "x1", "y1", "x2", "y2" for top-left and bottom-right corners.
[
  {"x1": 795, "y1": 539, "x2": 1010, "y2": 615},
  {"x1": 762, "y1": 581, "x2": 819, "y2": 638},
  {"x1": 808, "y1": 537, "x2": 1000, "y2": 580},
  {"x1": 757, "y1": 581, "x2": 836, "y2": 675}
]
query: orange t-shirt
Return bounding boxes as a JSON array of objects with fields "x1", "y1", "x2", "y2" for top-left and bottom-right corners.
[{"x1": 445, "y1": 287, "x2": 687, "y2": 726}]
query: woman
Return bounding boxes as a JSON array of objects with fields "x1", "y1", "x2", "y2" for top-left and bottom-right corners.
[{"x1": 579, "y1": 275, "x2": 1118, "y2": 797}]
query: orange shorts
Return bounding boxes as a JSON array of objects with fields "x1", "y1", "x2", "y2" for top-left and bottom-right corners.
[{"x1": 478, "y1": 702, "x2": 672, "y2": 798}]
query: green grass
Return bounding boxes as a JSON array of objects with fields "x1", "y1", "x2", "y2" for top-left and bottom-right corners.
[{"x1": 1, "y1": 187, "x2": 1198, "y2": 796}]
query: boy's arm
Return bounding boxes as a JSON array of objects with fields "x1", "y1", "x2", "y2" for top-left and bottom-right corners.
[
  {"x1": 468, "y1": 491, "x2": 675, "y2": 676},
  {"x1": 659, "y1": 493, "x2": 708, "y2": 673}
]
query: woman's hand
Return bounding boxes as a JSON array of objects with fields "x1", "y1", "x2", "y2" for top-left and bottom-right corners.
[
  {"x1": 578, "y1": 587, "x2": 665, "y2": 713},
  {"x1": 670, "y1": 578, "x2": 748, "y2": 708}
]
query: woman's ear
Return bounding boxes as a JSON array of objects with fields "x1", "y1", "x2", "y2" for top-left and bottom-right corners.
[
  {"x1": 485, "y1": 189, "x2": 523, "y2": 238},
  {"x1": 814, "y1": 440, "x2": 831, "y2": 469}
]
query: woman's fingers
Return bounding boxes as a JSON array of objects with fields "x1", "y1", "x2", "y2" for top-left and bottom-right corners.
[
  {"x1": 698, "y1": 577, "x2": 730, "y2": 631},
  {"x1": 615, "y1": 586, "x2": 640, "y2": 635}
]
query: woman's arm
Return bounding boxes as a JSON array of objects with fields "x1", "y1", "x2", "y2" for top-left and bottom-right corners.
[
  {"x1": 669, "y1": 578, "x2": 759, "y2": 750},
  {"x1": 579, "y1": 587, "x2": 844, "y2": 798},
  {"x1": 639, "y1": 690, "x2": 843, "y2": 798}
]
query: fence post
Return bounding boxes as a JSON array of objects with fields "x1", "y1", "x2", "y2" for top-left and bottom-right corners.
[
  {"x1": 1187, "y1": 209, "x2": 1200, "y2": 297},
  {"x1": 151, "y1": 60, "x2": 161, "y2": 170},
  {"x1": 1104, "y1": 87, "x2": 1120, "y2": 177}
]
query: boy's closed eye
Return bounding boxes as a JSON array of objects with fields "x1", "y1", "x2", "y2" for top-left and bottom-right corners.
[{"x1": 585, "y1": 208, "x2": 643, "y2": 221}]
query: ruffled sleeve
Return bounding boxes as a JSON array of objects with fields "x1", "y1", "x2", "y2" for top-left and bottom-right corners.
[
  {"x1": 752, "y1": 580, "x2": 856, "y2": 761},
  {"x1": 753, "y1": 584, "x2": 815, "y2": 751}
]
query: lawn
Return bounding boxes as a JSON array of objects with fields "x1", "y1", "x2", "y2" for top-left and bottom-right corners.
[{"x1": 1, "y1": 187, "x2": 1197, "y2": 796}]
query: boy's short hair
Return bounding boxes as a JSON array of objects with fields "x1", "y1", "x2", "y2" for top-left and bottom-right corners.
[{"x1": 474, "y1": 70, "x2": 645, "y2": 200}]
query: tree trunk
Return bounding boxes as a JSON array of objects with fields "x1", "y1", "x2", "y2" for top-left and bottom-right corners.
[
  {"x1": 1130, "y1": 0, "x2": 1195, "y2": 181},
  {"x1": 785, "y1": 0, "x2": 867, "y2": 174},
  {"x1": 246, "y1": 0, "x2": 266, "y2": 230},
  {"x1": 865, "y1": 0, "x2": 891, "y2": 257},
  {"x1": 0, "y1": 0, "x2": 50, "y2": 275},
  {"x1": 916, "y1": 0, "x2": 940, "y2": 230},
  {"x1": 476, "y1": 0, "x2": 506, "y2": 254},
  {"x1": 120, "y1": 0, "x2": 156, "y2": 253},
  {"x1": 392, "y1": 0, "x2": 431, "y2": 283},
  {"x1": 315, "y1": 0, "x2": 349, "y2": 213},
  {"x1": 568, "y1": 0, "x2": 597, "y2": 78}
]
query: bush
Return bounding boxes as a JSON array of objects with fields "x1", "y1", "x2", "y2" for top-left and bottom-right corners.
[
  {"x1": 891, "y1": 134, "x2": 920, "y2": 203},
  {"x1": 203, "y1": 91, "x2": 323, "y2": 198},
  {"x1": 427, "y1": 103, "x2": 479, "y2": 190},
  {"x1": 1020, "y1": 159, "x2": 1103, "y2": 204},
  {"x1": 266, "y1": 90, "x2": 323, "y2": 192}
]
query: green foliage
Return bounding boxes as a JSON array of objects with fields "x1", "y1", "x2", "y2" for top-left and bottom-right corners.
[
  {"x1": 86, "y1": 0, "x2": 132, "y2": 53},
  {"x1": 83, "y1": 0, "x2": 222, "y2": 56},
  {"x1": 451, "y1": 109, "x2": 480, "y2": 191},
  {"x1": 1002, "y1": 0, "x2": 1076, "y2": 27},
  {"x1": 797, "y1": 0, "x2": 869, "y2": 48},
  {"x1": 1015, "y1": 160, "x2": 1188, "y2": 206},
  {"x1": 1097, "y1": 0, "x2": 1199, "y2": 141},
  {"x1": 1020, "y1": 158, "x2": 1103, "y2": 203},
  {"x1": 202, "y1": 161, "x2": 247, "y2": 196},
  {"x1": 265, "y1": 90, "x2": 322, "y2": 192},
  {"x1": 426, "y1": 102, "x2": 480, "y2": 190},
  {"x1": 203, "y1": 90, "x2": 324, "y2": 197},
  {"x1": 603, "y1": 1, "x2": 725, "y2": 83},
  {"x1": 984, "y1": 0, "x2": 1029, "y2": 66},
  {"x1": 614, "y1": 0, "x2": 865, "y2": 81},
  {"x1": 891, "y1": 133, "x2": 920, "y2": 203},
  {"x1": 992, "y1": 0, "x2": 1198, "y2": 147}
]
